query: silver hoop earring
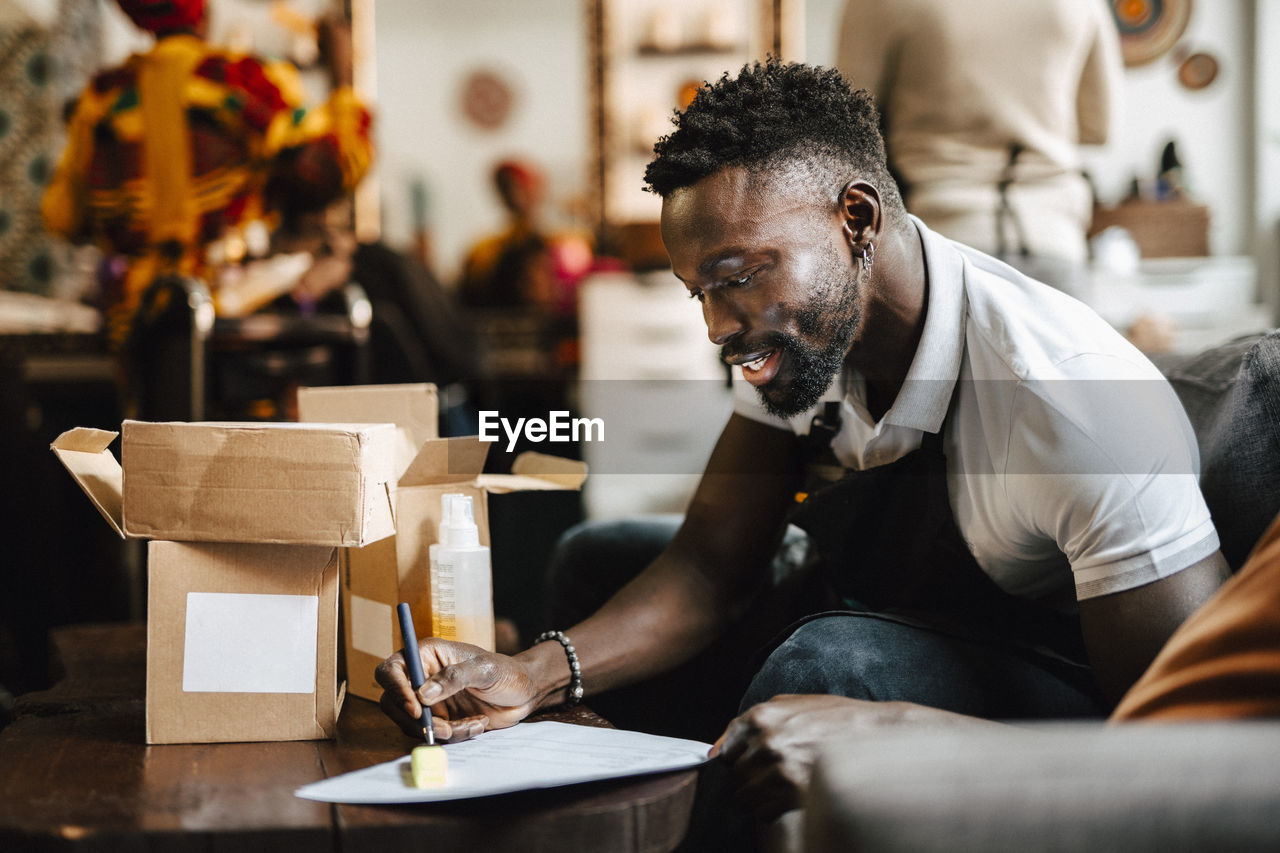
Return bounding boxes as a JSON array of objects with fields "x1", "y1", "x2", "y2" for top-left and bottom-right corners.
[{"x1": 862, "y1": 242, "x2": 875, "y2": 270}]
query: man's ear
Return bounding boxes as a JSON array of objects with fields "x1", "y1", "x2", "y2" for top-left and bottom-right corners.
[{"x1": 839, "y1": 181, "x2": 882, "y2": 251}]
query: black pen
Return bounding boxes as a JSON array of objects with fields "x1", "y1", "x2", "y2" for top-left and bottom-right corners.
[{"x1": 396, "y1": 602, "x2": 436, "y2": 745}]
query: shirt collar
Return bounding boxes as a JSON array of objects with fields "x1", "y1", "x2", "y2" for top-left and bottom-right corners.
[{"x1": 877, "y1": 215, "x2": 967, "y2": 434}]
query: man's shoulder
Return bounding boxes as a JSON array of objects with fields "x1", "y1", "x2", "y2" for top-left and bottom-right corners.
[
  {"x1": 949, "y1": 244, "x2": 1189, "y2": 475},
  {"x1": 955, "y1": 246, "x2": 1157, "y2": 384}
]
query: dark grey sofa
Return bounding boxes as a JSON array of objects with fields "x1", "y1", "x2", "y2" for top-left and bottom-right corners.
[
  {"x1": 1150, "y1": 329, "x2": 1280, "y2": 569},
  {"x1": 804, "y1": 723, "x2": 1280, "y2": 852}
]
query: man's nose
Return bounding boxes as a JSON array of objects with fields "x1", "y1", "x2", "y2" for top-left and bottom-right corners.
[{"x1": 704, "y1": 294, "x2": 746, "y2": 346}]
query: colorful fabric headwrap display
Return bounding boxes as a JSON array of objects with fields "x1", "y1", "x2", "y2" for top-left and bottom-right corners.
[{"x1": 116, "y1": 0, "x2": 206, "y2": 34}]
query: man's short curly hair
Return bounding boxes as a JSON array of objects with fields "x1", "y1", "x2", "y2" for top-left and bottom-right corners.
[{"x1": 644, "y1": 59, "x2": 903, "y2": 215}]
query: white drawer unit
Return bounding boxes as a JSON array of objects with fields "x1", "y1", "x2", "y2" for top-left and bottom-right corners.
[
  {"x1": 578, "y1": 271, "x2": 733, "y2": 517},
  {"x1": 1085, "y1": 256, "x2": 1272, "y2": 352},
  {"x1": 579, "y1": 270, "x2": 727, "y2": 380}
]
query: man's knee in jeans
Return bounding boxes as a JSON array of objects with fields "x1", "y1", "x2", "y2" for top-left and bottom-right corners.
[
  {"x1": 739, "y1": 615, "x2": 912, "y2": 711},
  {"x1": 738, "y1": 613, "x2": 1107, "y2": 720}
]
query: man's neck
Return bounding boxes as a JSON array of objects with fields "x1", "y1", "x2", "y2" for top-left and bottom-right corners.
[{"x1": 847, "y1": 219, "x2": 929, "y2": 422}]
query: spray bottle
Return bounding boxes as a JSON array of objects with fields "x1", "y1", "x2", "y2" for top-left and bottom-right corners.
[{"x1": 429, "y1": 493, "x2": 495, "y2": 651}]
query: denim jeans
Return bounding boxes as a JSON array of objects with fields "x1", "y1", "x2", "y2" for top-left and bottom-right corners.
[
  {"x1": 546, "y1": 516, "x2": 1104, "y2": 742},
  {"x1": 547, "y1": 516, "x2": 1106, "y2": 852},
  {"x1": 741, "y1": 611, "x2": 1102, "y2": 718}
]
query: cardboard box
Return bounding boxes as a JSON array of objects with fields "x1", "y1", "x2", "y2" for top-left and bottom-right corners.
[
  {"x1": 145, "y1": 540, "x2": 342, "y2": 744},
  {"x1": 350, "y1": 438, "x2": 586, "y2": 700},
  {"x1": 50, "y1": 420, "x2": 396, "y2": 744},
  {"x1": 297, "y1": 385, "x2": 586, "y2": 701},
  {"x1": 297, "y1": 384, "x2": 439, "y2": 698},
  {"x1": 293, "y1": 383, "x2": 439, "y2": 477},
  {"x1": 52, "y1": 420, "x2": 398, "y2": 546},
  {"x1": 1089, "y1": 199, "x2": 1210, "y2": 258}
]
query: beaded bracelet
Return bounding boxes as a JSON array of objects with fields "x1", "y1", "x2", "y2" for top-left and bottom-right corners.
[{"x1": 533, "y1": 630, "x2": 583, "y2": 707}]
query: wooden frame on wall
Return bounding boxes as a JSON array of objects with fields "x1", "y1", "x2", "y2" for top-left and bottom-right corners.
[
  {"x1": 349, "y1": 0, "x2": 379, "y2": 242},
  {"x1": 587, "y1": 0, "x2": 803, "y2": 267}
]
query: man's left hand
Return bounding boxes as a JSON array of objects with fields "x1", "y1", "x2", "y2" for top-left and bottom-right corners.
[{"x1": 712, "y1": 694, "x2": 996, "y2": 820}]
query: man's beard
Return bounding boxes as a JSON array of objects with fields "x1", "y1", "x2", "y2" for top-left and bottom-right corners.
[{"x1": 728, "y1": 255, "x2": 861, "y2": 419}]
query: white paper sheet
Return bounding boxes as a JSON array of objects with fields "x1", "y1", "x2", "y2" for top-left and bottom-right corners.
[
  {"x1": 183, "y1": 592, "x2": 318, "y2": 693},
  {"x1": 294, "y1": 721, "x2": 711, "y2": 803}
]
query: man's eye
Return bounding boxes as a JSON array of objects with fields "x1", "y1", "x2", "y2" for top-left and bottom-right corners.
[
  {"x1": 727, "y1": 272, "x2": 755, "y2": 287},
  {"x1": 688, "y1": 289, "x2": 705, "y2": 302}
]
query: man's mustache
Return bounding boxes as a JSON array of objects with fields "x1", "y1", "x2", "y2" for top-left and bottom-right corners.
[{"x1": 720, "y1": 332, "x2": 796, "y2": 365}]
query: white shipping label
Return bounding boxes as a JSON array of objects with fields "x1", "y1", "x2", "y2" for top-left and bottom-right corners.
[
  {"x1": 182, "y1": 592, "x2": 318, "y2": 693},
  {"x1": 350, "y1": 594, "x2": 394, "y2": 659}
]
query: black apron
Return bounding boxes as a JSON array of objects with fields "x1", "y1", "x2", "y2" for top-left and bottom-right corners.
[{"x1": 785, "y1": 398, "x2": 1089, "y2": 667}]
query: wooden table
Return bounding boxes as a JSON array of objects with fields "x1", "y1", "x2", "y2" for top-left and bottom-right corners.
[{"x1": 0, "y1": 624, "x2": 699, "y2": 852}]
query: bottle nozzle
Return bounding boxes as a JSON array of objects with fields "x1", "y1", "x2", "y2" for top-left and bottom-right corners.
[
  {"x1": 440, "y1": 492, "x2": 480, "y2": 548},
  {"x1": 455, "y1": 496, "x2": 474, "y2": 526}
]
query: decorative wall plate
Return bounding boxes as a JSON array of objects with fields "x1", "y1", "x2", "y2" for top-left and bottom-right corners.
[
  {"x1": 1177, "y1": 51, "x2": 1219, "y2": 90},
  {"x1": 1110, "y1": 0, "x2": 1193, "y2": 67},
  {"x1": 460, "y1": 69, "x2": 514, "y2": 130}
]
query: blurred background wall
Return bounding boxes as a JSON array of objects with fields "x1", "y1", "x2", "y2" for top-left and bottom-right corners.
[{"x1": 74, "y1": 0, "x2": 1276, "y2": 308}]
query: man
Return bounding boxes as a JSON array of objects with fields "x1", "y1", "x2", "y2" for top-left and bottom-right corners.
[
  {"x1": 376, "y1": 61, "x2": 1227, "y2": 824},
  {"x1": 42, "y1": 0, "x2": 372, "y2": 349}
]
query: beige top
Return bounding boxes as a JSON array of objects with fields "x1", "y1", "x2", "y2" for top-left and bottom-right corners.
[{"x1": 837, "y1": 0, "x2": 1123, "y2": 261}]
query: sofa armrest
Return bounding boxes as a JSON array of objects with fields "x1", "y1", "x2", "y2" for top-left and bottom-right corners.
[{"x1": 804, "y1": 722, "x2": 1280, "y2": 853}]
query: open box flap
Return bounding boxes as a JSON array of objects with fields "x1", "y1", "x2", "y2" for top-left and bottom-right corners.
[
  {"x1": 480, "y1": 452, "x2": 588, "y2": 492},
  {"x1": 399, "y1": 436, "x2": 492, "y2": 487},
  {"x1": 475, "y1": 474, "x2": 583, "y2": 493},
  {"x1": 509, "y1": 451, "x2": 588, "y2": 490},
  {"x1": 297, "y1": 384, "x2": 439, "y2": 481},
  {"x1": 50, "y1": 427, "x2": 126, "y2": 538}
]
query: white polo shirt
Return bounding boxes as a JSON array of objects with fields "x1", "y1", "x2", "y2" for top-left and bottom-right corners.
[{"x1": 734, "y1": 217, "x2": 1218, "y2": 607}]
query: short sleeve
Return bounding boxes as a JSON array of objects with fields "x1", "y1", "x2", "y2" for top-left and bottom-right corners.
[{"x1": 1003, "y1": 367, "x2": 1219, "y2": 600}]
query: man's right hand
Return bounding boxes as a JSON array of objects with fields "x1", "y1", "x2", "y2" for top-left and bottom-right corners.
[
  {"x1": 375, "y1": 639, "x2": 539, "y2": 741},
  {"x1": 371, "y1": 415, "x2": 802, "y2": 742}
]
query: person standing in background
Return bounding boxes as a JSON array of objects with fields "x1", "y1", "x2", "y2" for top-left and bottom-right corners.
[
  {"x1": 41, "y1": 0, "x2": 373, "y2": 350},
  {"x1": 458, "y1": 159, "x2": 592, "y2": 316},
  {"x1": 836, "y1": 0, "x2": 1122, "y2": 295}
]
